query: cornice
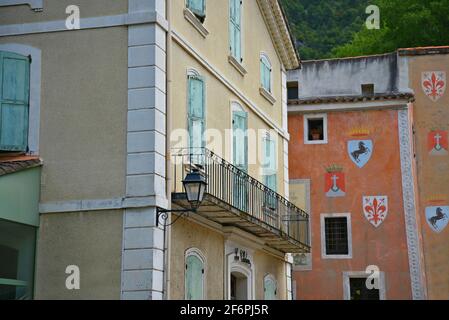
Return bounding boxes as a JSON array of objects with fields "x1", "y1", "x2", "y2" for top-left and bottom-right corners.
[{"x1": 256, "y1": 0, "x2": 300, "y2": 70}]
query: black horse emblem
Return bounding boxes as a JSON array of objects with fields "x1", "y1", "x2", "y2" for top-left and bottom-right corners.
[
  {"x1": 351, "y1": 141, "x2": 371, "y2": 163},
  {"x1": 428, "y1": 207, "x2": 448, "y2": 230}
]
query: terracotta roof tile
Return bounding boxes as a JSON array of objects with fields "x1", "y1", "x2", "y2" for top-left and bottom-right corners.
[
  {"x1": 398, "y1": 46, "x2": 449, "y2": 56},
  {"x1": 288, "y1": 92, "x2": 415, "y2": 105},
  {"x1": 0, "y1": 156, "x2": 42, "y2": 176}
]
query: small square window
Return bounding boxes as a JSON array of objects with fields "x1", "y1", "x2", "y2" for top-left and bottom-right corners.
[
  {"x1": 349, "y1": 278, "x2": 380, "y2": 300},
  {"x1": 304, "y1": 114, "x2": 327, "y2": 144},
  {"x1": 287, "y1": 81, "x2": 299, "y2": 100},
  {"x1": 361, "y1": 84, "x2": 374, "y2": 96},
  {"x1": 321, "y1": 213, "x2": 352, "y2": 259},
  {"x1": 324, "y1": 217, "x2": 348, "y2": 255}
]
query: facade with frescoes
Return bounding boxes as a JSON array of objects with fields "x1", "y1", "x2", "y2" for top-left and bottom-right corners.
[
  {"x1": 400, "y1": 47, "x2": 449, "y2": 299},
  {"x1": 287, "y1": 46, "x2": 449, "y2": 300},
  {"x1": 287, "y1": 52, "x2": 427, "y2": 300}
]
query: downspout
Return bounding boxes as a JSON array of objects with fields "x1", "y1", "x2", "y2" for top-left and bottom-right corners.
[{"x1": 164, "y1": 0, "x2": 173, "y2": 300}]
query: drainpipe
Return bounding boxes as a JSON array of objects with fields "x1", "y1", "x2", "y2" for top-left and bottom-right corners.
[{"x1": 164, "y1": 0, "x2": 173, "y2": 301}]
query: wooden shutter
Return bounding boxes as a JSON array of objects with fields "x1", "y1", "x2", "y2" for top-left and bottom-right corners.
[
  {"x1": 0, "y1": 51, "x2": 30, "y2": 152},
  {"x1": 188, "y1": 75, "x2": 205, "y2": 152},
  {"x1": 264, "y1": 277, "x2": 277, "y2": 300},
  {"x1": 260, "y1": 57, "x2": 271, "y2": 92},
  {"x1": 263, "y1": 137, "x2": 277, "y2": 191},
  {"x1": 232, "y1": 110, "x2": 248, "y2": 172},
  {"x1": 185, "y1": 255, "x2": 204, "y2": 300},
  {"x1": 229, "y1": 0, "x2": 242, "y2": 61},
  {"x1": 188, "y1": 0, "x2": 205, "y2": 18}
]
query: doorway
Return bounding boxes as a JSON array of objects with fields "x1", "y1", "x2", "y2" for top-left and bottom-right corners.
[{"x1": 230, "y1": 272, "x2": 248, "y2": 300}]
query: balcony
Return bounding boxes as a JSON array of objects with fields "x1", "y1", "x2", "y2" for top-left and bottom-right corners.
[{"x1": 170, "y1": 148, "x2": 310, "y2": 253}]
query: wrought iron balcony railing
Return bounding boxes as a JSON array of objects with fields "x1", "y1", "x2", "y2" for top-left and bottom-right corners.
[{"x1": 171, "y1": 148, "x2": 310, "y2": 249}]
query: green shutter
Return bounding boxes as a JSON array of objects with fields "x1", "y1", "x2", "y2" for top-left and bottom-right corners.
[
  {"x1": 0, "y1": 51, "x2": 30, "y2": 152},
  {"x1": 188, "y1": 0, "x2": 205, "y2": 18},
  {"x1": 229, "y1": 0, "x2": 242, "y2": 61},
  {"x1": 260, "y1": 57, "x2": 271, "y2": 92},
  {"x1": 188, "y1": 75, "x2": 205, "y2": 152},
  {"x1": 264, "y1": 277, "x2": 277, "y2": 300},
  {"x1": 263, "y1": 137, "x2": 277, "y2": 190},
  {"x1": 233, "y1": 110, "x2": 248, "y2": 212},
  {"x1": 185, "y1": 255, "x2": 204, "y2": 300},
  {"x1": 232, "y1": 110, "x2": 247, "y2": 172},
  {"x1": 263, "y1": 137, "x2": 277, "y2": 209}
]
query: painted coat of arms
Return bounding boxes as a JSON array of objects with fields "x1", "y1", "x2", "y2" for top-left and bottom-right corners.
[
  {"x1": 325, "y1": 165, "x2": 345, "y2": 198},
  {"x1": 422, "y1": 71, "x2": 446, "y2": 102},
  {"x1": 426, "y1": 206, "x2": 449, "y2": 233},
  {"x1": 428, "y1": 130, "x2": 448, "y2": 156},
  {"x1": 348, "y1": 140, "x2": 373, "y2": 168},
  {"x1": 363, "y1": 196, "x2": 388, "y2": 228}
]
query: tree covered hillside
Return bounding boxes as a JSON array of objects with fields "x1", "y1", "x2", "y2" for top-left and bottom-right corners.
[
  {"x1": 280, "y1": 0, "x2": 449, "y2": 60},
  {"x1": 280, "y1": 0, "x2": 370, "y2": 60}
]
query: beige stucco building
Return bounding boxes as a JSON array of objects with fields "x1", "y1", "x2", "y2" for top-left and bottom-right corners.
[{"x1": 0, "y1": 0, "x2": 309, "y2": 300}]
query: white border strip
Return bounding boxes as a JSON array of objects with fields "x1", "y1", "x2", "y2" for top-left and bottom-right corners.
[
  {"x1": 0, "y1": 0, "x2": 42, "y2": 11},
  {"x1": 398, "y1": 108, "x2": 427, "y2": 300},
  {"x1": 40, "y1": 196, "x2": 169, "y2": 214},
  {"x1": 0, "y1": 11, "x2": 168, "y2": 37}
]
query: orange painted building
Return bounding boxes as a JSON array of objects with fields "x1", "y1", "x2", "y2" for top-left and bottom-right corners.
[
  {"x1": 399, "y1": 47, "x2": 449, "y2": 299},
  {"x1": 286, "y1": 53, "x2": 427, "y2": 300}
]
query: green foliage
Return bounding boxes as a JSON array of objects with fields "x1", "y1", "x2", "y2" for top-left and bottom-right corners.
[
  {"x1": 280, "y1": 0, "x2": 370, "y2": 60},
  {"x1": 280, "y1": 0, "x2": 449, "y2": 59},
  {"x1": 332, "y1": 0, "x2": 449, "y2": 57}
]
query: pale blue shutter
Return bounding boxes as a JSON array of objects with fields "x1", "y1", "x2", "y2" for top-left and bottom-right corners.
[
  {"x1": 264, "y1": 277, "x2": 277, "y2": 300},
  {"x1": 188, "y1": 0, "x2": 205, "y2": 19},
  {"x1": 263, "y1": 138, "x2": 277, "y2": 191},
  {"x1": 264, "y1": 138, "x2": 277, "y2": 209},
  {"x1": 188, "y1": 75, "x2": 205, "y2": 152},
  {"x1": 185, "y1": 255, "x2": 204, "y2": 300},
  {"x1": 0, "y1": 51, "x2": 30, "y2": 152},
  {"x1": 233, "y1": 111, "x2": 248, "y2": 172},
  {"x1": 260, "y1": 57, "x2": 271, "y2": 92},
  {"x1": 229, "y1": 0, "x2": 242, "y2": 61}
]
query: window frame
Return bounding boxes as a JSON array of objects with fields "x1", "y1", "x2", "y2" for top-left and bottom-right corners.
[
  {"x1": 303, "y1": 113, "x2": 328, "y2": 145},
  {"x1": 263, "y1": 274, "x2": 278, "y2": 300},
  {"x1": 320, "y1": 213, "x2": 352, "y2": 259},
  {"x1": 260, "y1": 53, "x2": 272, "y2": 93},
  {"x1": 343, "y1": 271, "x2": 386, "y2": 300},
  {"x1": 186, "y1": 0, "x2": 206, "y2": 22},
  {"x1": 184, "y1": 248, "x2": 206, "y2": 300},
  {"x1": 0, "y1": 44, "x2": 41, "y2": 155},
  {"x1": 186, "y1": 69, "x2": 206, "y2": 153},
  {"x1": 0, "y1": 51, "x2": 31, "y2": 152},
  {"x1": 229, "y1": 0, "x2": 244, "y2": 67}
]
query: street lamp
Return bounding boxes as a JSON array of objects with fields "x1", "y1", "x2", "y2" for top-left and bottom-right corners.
[
  {"x1": 156, "y1": 169, "x2": 207, "y2": 299},
  {"x1": 183, "y1": 170, "x2": 207, "y2": 210},
  {"x1": 156, "y1": 170, "x2": 207, "y2": 227}
]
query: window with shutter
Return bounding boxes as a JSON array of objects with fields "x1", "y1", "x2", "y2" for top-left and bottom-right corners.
[
  {"x1": 232, "y1": 108, "x2": 248, "y2": 212},
  {"x1": 229, "y1": 0, "x2": 242, "y2": 62},
  {"x1": 264, "y1": 276, "x2": 277, "y2": 300},
  {"x1": 187, "y1": 0, "x2": 206, "y2": 22},
  {"x1": 187, "y1": 75, "x2": 205, "y2": 155},
  {"x1": 263, "y1": 136, "x2": 277, "y2": 209},
  {"x1": 263, "y1": 136, "x2": 277, "y2": 190},
  {"x1": 0, "y1": 51, "x2": 30, "y2": 152},
  {"x1": 185, "y1": 253, "x2": 204, "y2": 300},
  {"x1": 260, "y1": 55, "x2": 271, "y2": 92}
]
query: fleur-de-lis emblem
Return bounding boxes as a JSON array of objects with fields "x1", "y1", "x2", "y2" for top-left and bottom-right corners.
[
  {"x1": 363, "y1": 196, "x2": 388, "y2": 228},
  {"x1": 422, "y1": 71, "x2": 446, "y2": 102}
]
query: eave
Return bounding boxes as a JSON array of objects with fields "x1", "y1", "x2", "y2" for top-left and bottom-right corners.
[{"x1": 257, "y1": 0, "x2": 300, "y2": 70}]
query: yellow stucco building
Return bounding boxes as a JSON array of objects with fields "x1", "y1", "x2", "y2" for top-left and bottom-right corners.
[{"x1": 0, "y1": 0, "x2": 309, "y2": 300}]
